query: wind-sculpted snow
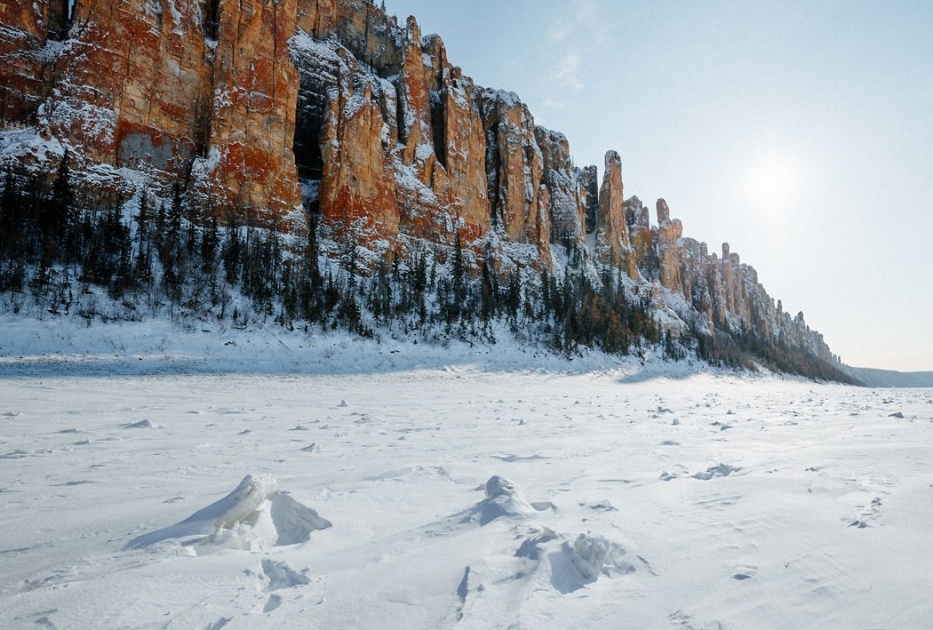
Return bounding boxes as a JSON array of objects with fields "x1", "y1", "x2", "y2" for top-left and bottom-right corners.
[
  {"x1": 2, "y1": 368, "x2": 932, "y2": 629},
  {"x1": 515, "y1": 527, "x2": 636, "y2": 594},
  {"x1": 126, "y1": 474, "x2": 331, "y2": 552},
  {"x1": 467, "y1": 475, "x2": 543, "y2": 525}
]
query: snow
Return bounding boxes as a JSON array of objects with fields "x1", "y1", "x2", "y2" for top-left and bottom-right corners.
[
  {"x1": 1, "y1": 319, "x2": 932, "y2": 628},
  {"x1": 484, "y1": 87, "x2": 523, "y2": 109},
  {"x1": 0, "y1": 128, "x2": 65, "y2": 164},
  {"x1": 125, "y1": 474, "x2": 331, "y2": 552}
]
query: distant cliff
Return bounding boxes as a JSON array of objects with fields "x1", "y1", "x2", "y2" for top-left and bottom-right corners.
[{"x1": 0, "y1": 0, "x2": 846, "y2": 377}]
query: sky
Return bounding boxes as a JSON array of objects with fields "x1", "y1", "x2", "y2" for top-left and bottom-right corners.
[{"x1": 381, "y1": 0, "x2": 933, "y2": 372}]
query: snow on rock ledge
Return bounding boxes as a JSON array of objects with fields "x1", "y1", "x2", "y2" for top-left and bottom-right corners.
[{"x1": 126, "y1": 474, "x2": 331, "y2": 553}]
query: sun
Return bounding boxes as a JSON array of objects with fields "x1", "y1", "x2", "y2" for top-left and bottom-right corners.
[{"x1": 743, "y1": 156, "x2": 800, "y2": 212}]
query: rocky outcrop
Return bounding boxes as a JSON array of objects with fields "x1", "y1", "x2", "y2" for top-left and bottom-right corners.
[
  {"x1": 298, "y1": 0, "x2": 402, "y2": 71},
  {"x1": 418, "y1": 35, "x2": 489, "y2": 242},
  {"x1": 625, "y1": 196, "x2": 654, "y2": 276},
  {"x1": 476, "y1": 89, "x2": 546, "y2": 251},
  {"x1": 656, "y1": 199, "x2": 683, "y2": 293},
  {"x1": 204, "y1": 0, "x2": 303, "y2": 221},
  {"x1": 596, "y1": 151, "x2": 638, "y2": 278},
  {"x1": 295, "y1": 38, "x2": 399, "y2": 242},
  {"x1": 0, "y1": 1, "x2": 65, "y2": 121},
  {"x1": 0, "y1": 0, "x2": 579, "y2": 265},
  {"x1": 679, "y1": 237, "x2": 713, "y2": 330},
  {"x1": 536, "y1": 127, "x2": 587, "y2": 246},
  {"x1": 1, "y1": 0, "x2": 303, "y2": 226},
  {"x1": 0, "y1": 0, "x2": 839, "y2": 366},
  {"x1": 0, "y1": 1, "x2": 65, "y2": 46},
  {"x1": 628, "y1": 198, "x2": 838, "y2": 364},
  {"x1": 396, "y1": 17, "x2": 435, "y2": 186}
]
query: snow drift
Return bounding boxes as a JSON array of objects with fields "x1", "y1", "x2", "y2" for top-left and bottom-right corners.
[
  {"x1": 466, "y1": 475, "x2": 556, "y2": 525},
  {"x1": 126, "y1": 474, "x2": 331, "y2": 552}
]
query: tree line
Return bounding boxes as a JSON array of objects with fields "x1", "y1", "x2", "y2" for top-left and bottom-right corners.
[{"x1": 0, "y1": 154, "x2": 857, "y2": 382}]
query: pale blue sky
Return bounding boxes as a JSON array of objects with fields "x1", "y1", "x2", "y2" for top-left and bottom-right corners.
[{"x1": 383, "y1": 0, "x2": 933, "y2": 371}]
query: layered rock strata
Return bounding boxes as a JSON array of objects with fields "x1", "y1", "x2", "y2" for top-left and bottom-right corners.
[
  {"x1": 2, "y1": 0, "x2": 303, "y2": 227},
  {"x1": 0, "y1": 0, "x2": 837, "y2": 362}
]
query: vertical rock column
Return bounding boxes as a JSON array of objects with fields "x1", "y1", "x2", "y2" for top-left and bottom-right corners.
[
  {"x1": 206, "y1": 0, "x2": 303, "y2": 225},
  {"x1": 680, "y1": 238, "x2": 713, "y2": 328},
  {"x1": 535, "y1": 126, "x2": 590, "y2": 249},
  {"x1": 721, "y1": 243, "x2": 736, "y2": 315},
  {"x1": 298, "y1": 0, "x2": 339, "y2": 38},
  {"x1": 596, "y1": 151, "x2": 638, "y2": 279},
  {"x1": 421, "y1": 34, "x2": 490, "y2": 244},
  {"x1": 624, "y1": 196, "x2": 653, "y2": 274},
  {"x1": 656, "y1": 198, "x2": 683, "y2": 293},
  {"x1": 396, "y1": 16, "x2": 436, "y2": 185},
  {"x1": 294, "y1": 39, "x2": 399, "y2": 244},
  {"x1": 476, "y1": 88, "x2": 550, "y2": 265}
]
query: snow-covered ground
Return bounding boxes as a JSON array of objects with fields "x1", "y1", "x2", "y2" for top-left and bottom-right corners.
[{"x1": 1, "y1": 320, "x2": 932, "y2": 629}]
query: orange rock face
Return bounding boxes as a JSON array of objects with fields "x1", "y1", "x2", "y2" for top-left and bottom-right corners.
[
  {"x1": 625, "y1": 196, "x2": 654, "y2": 273},
  {"x1": 1, "y1": 0, "x2": 301, "y2": 227},
  {"x1": 0, "y1": 1, "x2": 65, "y2": 122},
  {"x1": 396, "y1": 18, "x2": 435, "y2": 186},
  {"x1": 298, "y1": 0, "x2": 339, "y2": 39},
  {"x1": 0, "y1": 0, "x2": 841, "y2": 364},
  {"x1": 431, "y1": 60, "x2": 490, "y2": 241},
  {"x1": 1, "y1": 0, "x2": 576, "y2": 267},
  {"x1": 656, "y1": 198, "x2": 683, "y2": 293},
  {"x1": 301, "y1": 0, "x2": 402, "y2": 71},
  {"x1": 206, "y1": 0, "x2": 302, "y2": 222},
  {"x1": 60, "y1": 1, "x2": 213, "y2": 166},
  {"x1": 596, "y1": 151, "x2": 638, "y2": 278},
  {"x1": 295, "y1": 38, "x2": 399, "y2": 244},
  {"x1": 476, "y1": 89, "x2": 548, "y2": 255}
]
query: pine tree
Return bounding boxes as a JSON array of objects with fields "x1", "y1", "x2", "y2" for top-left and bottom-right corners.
[
  {"x1": 201, "y1": 214, "x2": 218, "y2": 274},
  {"x1": 0, "y1": 166, "x2": 19, "y2": 260},
  {"x1": 452, "y1": 231, "x2": 466, "y2": 305},
  {"x1": 222, "y1": 208, "x2": 241, "y2": 283},
  {"x1": 46, "y1": 150, "x2": 75, "y2": 262}
]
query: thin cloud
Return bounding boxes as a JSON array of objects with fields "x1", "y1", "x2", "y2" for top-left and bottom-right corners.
[
  {"x1": 547, "y1": 0, "x2": 603, "y2": 44},
  {"x1": 556, "y1": 54, "x2": 584, "y2": 91},
  {"x1": 543, "y1": 0, "x2": 609, "y2": 95}
]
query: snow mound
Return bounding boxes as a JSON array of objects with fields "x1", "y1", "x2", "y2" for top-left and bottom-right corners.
[
  {"x1": 516, "y1": 527, "x2": 635, "y2": 593},
  {"x1": 126, "y1": 474, "x2": 331, "y2": 552},
  {"x1": 124, "y1": 419, "x2": 157, "y2": 429},
  {"x1": 692, "y1": 464, "x2": 742, "y2": 480},
  {"x1": 260, "y1": 558, "x2": 311, "y2": 591},
  {"x1": 467, "y1": 476, "x2": 542, "y2": 525}
]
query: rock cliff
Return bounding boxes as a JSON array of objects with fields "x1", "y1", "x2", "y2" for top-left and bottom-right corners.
[
  {"x1": 596, "y1": 151, "x2": 638, "y2": 279},
  {"x1": 0, "y1": 0, "x2": 839, "y2": 367},
  {"x1": 1, "y1": 0, "x2": 304, "y2": 227}
]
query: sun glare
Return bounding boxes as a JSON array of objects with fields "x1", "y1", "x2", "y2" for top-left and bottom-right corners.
[{"x1": 743, "y1": 156, "x2": 800, "y2": 212}]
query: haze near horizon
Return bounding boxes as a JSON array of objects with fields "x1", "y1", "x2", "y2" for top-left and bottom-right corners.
[{"x1": 384, "y1": 0, "x2": 933, "y2": 373}]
